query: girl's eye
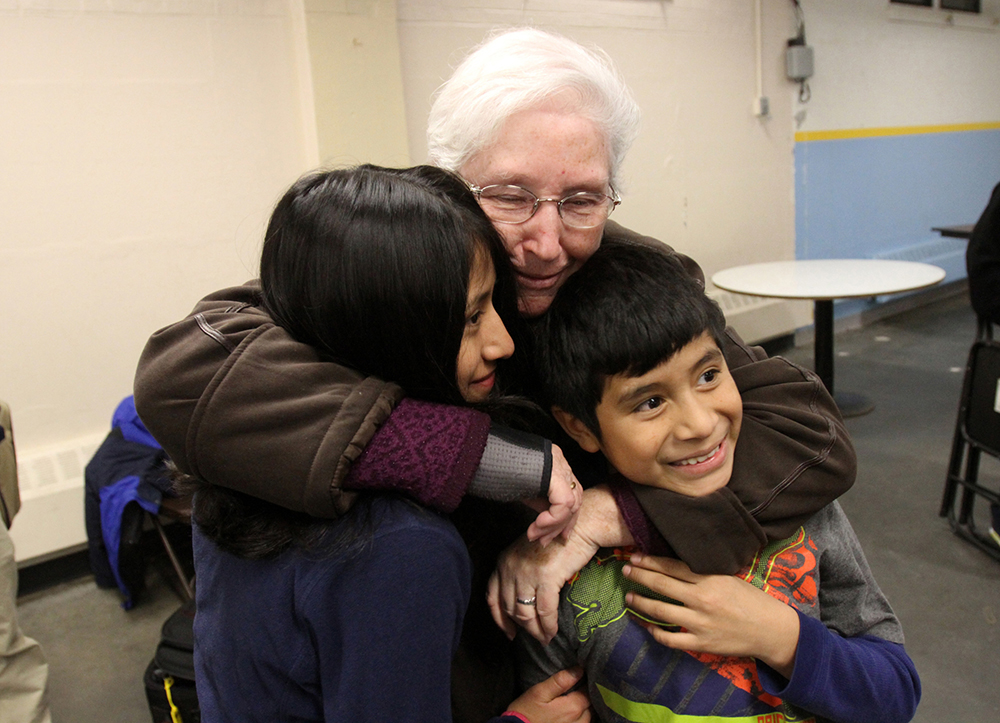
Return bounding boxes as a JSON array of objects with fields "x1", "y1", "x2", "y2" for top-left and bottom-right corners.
[
  {"x1": 635, "y1": 397, "x2": 663, "y2": 413},
  {"x1": 467, "y1": 311, "x2": 483, "y2": 326}
]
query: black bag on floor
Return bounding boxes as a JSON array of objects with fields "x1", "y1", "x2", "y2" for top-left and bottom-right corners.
[{"x1": 144, "y1": 599, "x2": 200, "y2": 723}]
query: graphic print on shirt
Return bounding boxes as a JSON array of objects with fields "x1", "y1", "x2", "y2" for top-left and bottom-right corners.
[
  {"x1": 569, "y1": 530, "x2": 819, "y2": 723},
  {"x1": 567, "y1": 549, "x2": 680, "y2": 642}
]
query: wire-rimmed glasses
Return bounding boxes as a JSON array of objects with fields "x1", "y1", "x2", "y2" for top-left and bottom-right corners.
[{"x1": 468, "y1": 184, "x2": 620, "y2": 229}]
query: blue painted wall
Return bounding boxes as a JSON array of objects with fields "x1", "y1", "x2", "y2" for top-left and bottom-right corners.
[{"x1": 795, "y1": 128, "x2": 1000, "y2": 265}]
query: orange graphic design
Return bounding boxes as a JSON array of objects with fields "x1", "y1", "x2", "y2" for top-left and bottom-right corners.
[{"x1": 682, "y1": 529, "x2": 819, "y2": 708}]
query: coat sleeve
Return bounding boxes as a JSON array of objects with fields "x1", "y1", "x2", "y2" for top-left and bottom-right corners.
[
  {"x1": 601, "y1": 226, "x2": 857, "y2": 574},
  {"x1": 967, "y1": 181, "x2": 1000, "y2": 326},
  {"x1": 132, "y1": 281, "x2": 493, "y2": 518}
]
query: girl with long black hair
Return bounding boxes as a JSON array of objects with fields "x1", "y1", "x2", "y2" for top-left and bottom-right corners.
[{"x1": 187, "y1": 165, "x2": 589, "y2": 723}]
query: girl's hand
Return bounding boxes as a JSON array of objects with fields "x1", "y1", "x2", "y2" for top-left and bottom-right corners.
[
  {"x1": 505, "y1": 668, "x2": 591, "y2": 723},
  {"x1": 622, "y1": 553, "x2": 799, "y2": 678},
  {"x1": 526, "y1": 444, "x2": 583, "y2": 546}
]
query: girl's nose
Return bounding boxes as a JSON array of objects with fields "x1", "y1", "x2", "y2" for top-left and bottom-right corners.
[{"x1": 484, "y1": 311, "x2": 515, "y2": 361}]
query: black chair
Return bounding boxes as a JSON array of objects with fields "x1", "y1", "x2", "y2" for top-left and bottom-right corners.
[
  {"x1": 148, "y1": 493, "x2": 195, "y2": 602},
  {"x1": 940, "y1": 317, "x2": 1000, "y2": 560}
]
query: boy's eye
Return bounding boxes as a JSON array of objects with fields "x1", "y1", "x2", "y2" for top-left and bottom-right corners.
[
  {"x1": 699, "y1": 368, "x2": 720, "y2": 385},
  {"x1": 635, "y1": 397, "x2": 663, "y2": 413}
]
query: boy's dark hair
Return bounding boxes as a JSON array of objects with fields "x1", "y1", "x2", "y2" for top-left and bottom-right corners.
[{"x1": 534, "y1": 239, "x2": 727, "y2": 437}]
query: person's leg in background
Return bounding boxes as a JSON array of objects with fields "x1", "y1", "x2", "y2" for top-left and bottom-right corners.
[{"x1": 0, "y1": 517, "x2": 51, "y2": 723}]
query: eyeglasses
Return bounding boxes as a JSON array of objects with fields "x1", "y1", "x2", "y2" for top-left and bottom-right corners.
[{"x1": 468, "y1": 184, "x2": 620, "y2": 229}]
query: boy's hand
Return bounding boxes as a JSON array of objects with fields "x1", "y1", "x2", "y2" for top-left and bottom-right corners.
[
  {"x1": 526, "y1": 445, "x2": 584, "y2": 546},
  {"x1": 489, "y1": 485, "x2": 634, "y2": 643},
  {"x1": 622, "y1": 553, "x2": 800, "y2": 679},
  {"x1": 505, "y1": 667, "x2": 591, "y2": 723}
]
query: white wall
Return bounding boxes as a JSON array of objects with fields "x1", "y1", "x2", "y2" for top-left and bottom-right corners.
[
  {"x1": 798, "y1": 0, "x2": 1000, "y2": 133},
  {"x1": 1, "y1": 1, "x2": 315, "y2": 559},
  {"x1": 1, "y1": 2, "x2": 312, "y2": 447},
  {"x1": 1, "y1": 0, "x2": 414, "y2": 563}
]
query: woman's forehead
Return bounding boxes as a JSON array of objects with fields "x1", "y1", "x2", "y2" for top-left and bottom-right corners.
[{"x1": 462, "y1": 107, "x2": 612, "y2": 191}]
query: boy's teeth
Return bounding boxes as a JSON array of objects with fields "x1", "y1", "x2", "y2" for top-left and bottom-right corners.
[{"x1": 676, "y1": 444, "x2": 720, "y2": 466}]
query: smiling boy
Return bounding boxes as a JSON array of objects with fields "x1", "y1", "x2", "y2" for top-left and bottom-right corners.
[{"x1": 520, "y1": 241, "x2": 921, "y2": 723}]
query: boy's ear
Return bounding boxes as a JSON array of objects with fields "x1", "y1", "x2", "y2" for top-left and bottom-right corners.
[{"x1": 551, "y1": 407, "x2": 602, "y2": 454}]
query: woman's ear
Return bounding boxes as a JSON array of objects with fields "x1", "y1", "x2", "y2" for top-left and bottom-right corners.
[{"x1": 551, "y1": 407, "x2": 602, "y2": 454}]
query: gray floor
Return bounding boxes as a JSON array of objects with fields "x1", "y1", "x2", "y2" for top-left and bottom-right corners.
[{"x1": 13, "y1": 287, "x2": 1000, "y2": 722}]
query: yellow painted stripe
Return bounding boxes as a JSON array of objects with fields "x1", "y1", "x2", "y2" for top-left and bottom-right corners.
[
  {"x1": 596, "y1": 684, "x2": 815, "y2": 723},
  {"x1": 795, "y1": 121, "x2": 1000, "y2": 142}
]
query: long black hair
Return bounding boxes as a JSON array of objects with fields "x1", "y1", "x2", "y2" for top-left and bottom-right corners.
[
  {"x1": 259, "y1": 164, "x2": 523, "y2": 404},
  {"x1": 190, "y1": 165, "x2": 530, "y2": 558}
]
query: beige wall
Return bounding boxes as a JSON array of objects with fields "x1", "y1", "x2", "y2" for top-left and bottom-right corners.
[
  {"x1": 305, "y1": 0, "x2": 410, "y2": 167},
  {"x1": 2, "y1": 3, "x2": 309, "y2": 450},
  {"x1": 1, "y1": 0, "x2": 411, "y2": 561},
  {"x1": 800, "y1": 0, "x2": 1000, "y2": 132}
]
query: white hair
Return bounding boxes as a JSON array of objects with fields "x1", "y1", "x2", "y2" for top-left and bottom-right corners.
[{"x1": 426, "y1": 28, "x2": 641, "y2": 187}]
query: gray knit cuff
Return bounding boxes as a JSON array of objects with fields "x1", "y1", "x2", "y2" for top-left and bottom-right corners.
[{"x1": 467, "y1": 424, "x2": 552, "y2": 502}]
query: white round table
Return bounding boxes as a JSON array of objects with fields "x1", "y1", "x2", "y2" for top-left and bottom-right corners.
[{"x1": 712, "y1": 259, "x2": 946, "y2": 417}]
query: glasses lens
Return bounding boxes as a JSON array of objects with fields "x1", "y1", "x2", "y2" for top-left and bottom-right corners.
[
  {"x1": 559, "y1": 193, "x2": 614, "y2": 229},
  {"x1": 477, "y1": 185, "x2": 536, "y2": 223}
]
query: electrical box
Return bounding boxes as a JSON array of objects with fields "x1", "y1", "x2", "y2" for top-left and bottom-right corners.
[{"x1": 786, "y1": 44, "x2": 814, "y2": 82}]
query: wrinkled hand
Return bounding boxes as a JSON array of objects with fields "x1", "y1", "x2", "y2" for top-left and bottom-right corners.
[
  {"x1": 488, "y1": 525, "x2": 600, "y2": 643},
  {"x1": 623, "y1": 553, "x2": 799, "y2": 677},
  {"x1": 505, "y1": 668, "x2": 591, "y2": 723},
  {"x1": 489, "y1": 485, "x2": 630, "y2": 643},
  {"x1": 526, "y1": 444, "x2": 583, "y2": 546}
]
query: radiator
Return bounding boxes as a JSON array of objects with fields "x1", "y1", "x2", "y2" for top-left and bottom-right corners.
[
  {"x1": 9, "y1": 434, "x2": 105, "y2": 565},
  {"x1": 707, "y1": 289, "x2": 811, "y2": 345}
]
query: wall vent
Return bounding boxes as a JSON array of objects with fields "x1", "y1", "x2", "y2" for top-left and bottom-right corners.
[
  {"x1": 873, "y1": 237, "x2": 966, "y2": 264},
  {"x1": 706, "y1": 289, "x2": 809, "y2": 344},
  {"x1": 708, "y1": 288, "x2": 778, "y2": 315},
  {"x1": 873, "y1": 237, "x2": 967, "y2": 302},
  {"x1": 17, "y1": 435, "x2": 105, "y2": 499},
  {"x1": 10, "y1": 434, "x2": 106, "y2": 564}
]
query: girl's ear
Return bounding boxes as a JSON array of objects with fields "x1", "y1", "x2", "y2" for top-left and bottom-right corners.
[{"x1": 551, "y1": 407, "x2": 602, "y2": 454}]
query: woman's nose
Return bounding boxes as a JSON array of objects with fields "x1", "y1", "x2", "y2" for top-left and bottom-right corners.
[{"x1": 518, "y1": 202, "x2": 565, "y2": 262}]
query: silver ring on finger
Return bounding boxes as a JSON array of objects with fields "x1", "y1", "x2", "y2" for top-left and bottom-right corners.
[{"x1": 516, "y1": 596, "x2": 537, "y2": 606}]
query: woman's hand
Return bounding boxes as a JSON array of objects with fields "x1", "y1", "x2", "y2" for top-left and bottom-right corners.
[
  {"x1": 525, "y1": 444, "x2": 583, "y2": 546},
  {"x1": 622, "y1": 553, "x2": 800, "y2": 678},
  {"x1": 505, "y1": 668, "x2": 590, "y2": 723},
  {"x1": 489, "y1": 485, "x2": 633, "y2": 643}
]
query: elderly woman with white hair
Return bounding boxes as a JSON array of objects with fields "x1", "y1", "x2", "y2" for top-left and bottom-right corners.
[{"x1": 134, "y1": 27, "x2": 855, "y2": 722}]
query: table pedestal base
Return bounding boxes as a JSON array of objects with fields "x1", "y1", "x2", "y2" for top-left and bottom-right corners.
[
  {"x1": 835, "y1": 391, "x2": 875, "y2": 418},
  {"x1": 814, "y1": 299, "x2": 876, "y2": 418}
]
